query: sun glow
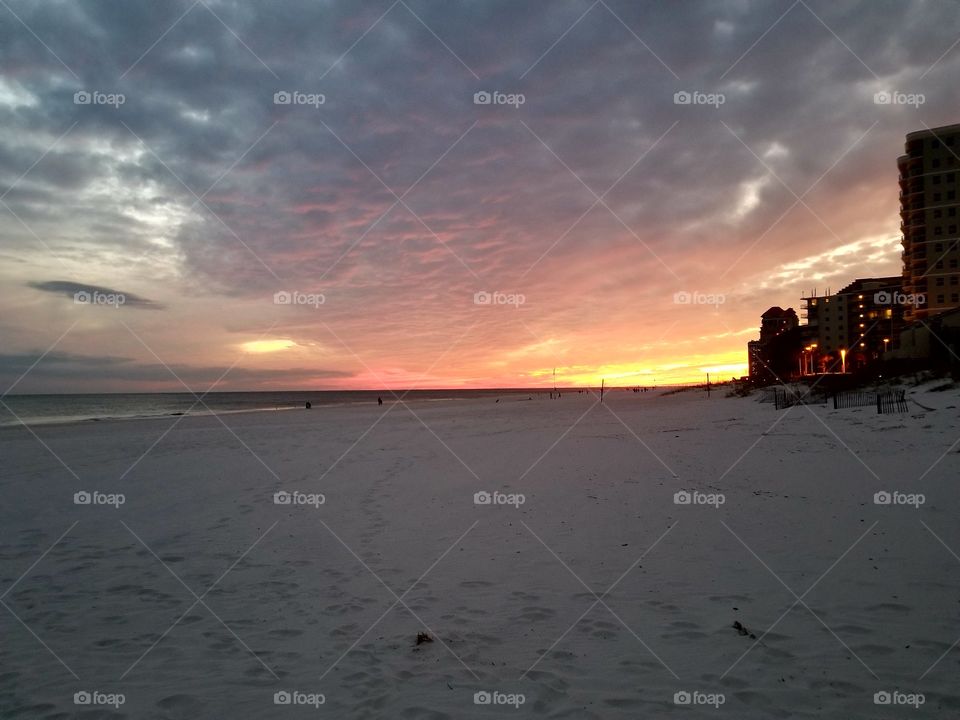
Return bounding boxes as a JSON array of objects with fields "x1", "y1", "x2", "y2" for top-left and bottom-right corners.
[
  {"x1": 529, "y1": 354, "x2": 749, "y2": 388},
  {"x1": 242, "y1": 339, "x2": 295, "y2": 354}
]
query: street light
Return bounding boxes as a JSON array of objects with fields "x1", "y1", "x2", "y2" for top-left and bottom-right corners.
[{"x1": 840, "y1": 348, "x2": 847, "y2": 374}]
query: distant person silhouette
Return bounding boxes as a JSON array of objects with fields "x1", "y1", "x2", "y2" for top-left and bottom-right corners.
[
  {"x1": 305, "y1": 401, "x2": 311, "y2": 409},
  {"x1": 378, "y1": 396, "x2": 383, "y2": 406}
]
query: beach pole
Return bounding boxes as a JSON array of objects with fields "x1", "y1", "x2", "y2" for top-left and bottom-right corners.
[
  {"x1": 706, "y1": 372, "x2": 711, "y2": 398},
  {"x1": 600, "y1": 378, "x2": 604, "y2": 404}
]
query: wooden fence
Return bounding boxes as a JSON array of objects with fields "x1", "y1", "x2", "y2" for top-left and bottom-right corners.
[
  {"x1": 832, "y1": 390, "x2": 874, "y2": 410},
  {"x1": 877, "y1": 389, "x2": 908, "y2": 414},
  {"x1": 827, "y1": 388, "x2": 909, "y2": 414},
  {"x1": 772, "y1": 387, "x2": 824, "y2": 409}
]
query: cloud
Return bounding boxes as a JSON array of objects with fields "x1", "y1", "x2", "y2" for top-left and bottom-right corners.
[
  {"x1": 27, "y1": 280, "x2": 164, "y2": 309},
  {"x1": 0, "y1": 350, "x2": 354, "y2": 392}
]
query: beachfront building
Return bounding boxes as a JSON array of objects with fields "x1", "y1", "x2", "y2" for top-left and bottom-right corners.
[
  {"x1": 899, "y1": 123, "x2": 960, "y2": 323},
  {"x1": 747, "y1": 340, "x2": 764, "y2": 380},
  {"x1": 747, "y1": 307, "x2": 800, "y2": 385},
  {"x1": 800, "y1": 277, "x2": 903, "y2": 373}
]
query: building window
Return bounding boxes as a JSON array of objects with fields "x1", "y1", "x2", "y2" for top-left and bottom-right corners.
[
  {"x1": 938, "y1": 294, "x2": 945, "y2": 303},
  {"x1": 950, "y1": 259, "x2": 958, "y2": 269},
  {"x1": 933, "y1": 159, "x2": 942, "y2": 168},
  {"x1": 936, "y1": 242, "x2": 944, "y2": 250},
  {"x1": 933, "y1": 140, "x2": 941, "y2": 149},
  {"x1": 950, "y1": 191, "x2": 957, "y2": 200},
  {"x1": 934, "y1": 175, "x2": 942, "y2": 185},
  {"x1": 952, "y1": 276, "x2": 959, "y2": 285},
  {"x1": 948, "y1": 173, "x2": 956, "y2": 182},
  {"x1": 951, "y1": 225, "x2": 958, "y2": 234},
  {"x1": 950, "y1": 208, "x2": 957, "y2": 217},
  {"x1": 936, "y1": 277, "x2": 944, "y2": 286},
  {"x1": 934, "y1": 193, "x2": 943, "y2": 201},
  {"x1": 953, "y1": 294, "x2": 959, "y2": 303},
  {"x1": 936, "y1": 227, "x2": 943, "y2": 235},
  {"x1": 937, "y1": 260, "x2": 944, "y2": 268},
  {"x1": 935, "y1": 209, "x2": 943, "y2": 218}
]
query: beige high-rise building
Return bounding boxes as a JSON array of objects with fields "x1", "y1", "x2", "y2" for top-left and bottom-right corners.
[{"x1": 899, "y1": 123, "x2": 960, "y2": 323}]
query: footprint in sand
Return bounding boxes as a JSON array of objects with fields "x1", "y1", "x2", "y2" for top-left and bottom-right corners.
[
  {"x1": 734, "y1": 690, "x2": 774, "y2": 707},
  {"x1": 603, "y1": 697, "x2": 644, "y2": 708},
  {"x1": 865, "y1": 602, "x2": 911, "y2": 613},
  {"x1": 662, "y1": 619, "x2": 708, "y2": 640},
  {"x1": 459, "y1": 580, "x2": 493, "y2": 589},
  {"x1": 709, "y1": 594, "x2": 751, "y2": 604},
  {"x1": 808, "y1": 679, "x2": 864, "y2": 694},
  {"x1": 516, "y1": 606, "x2": 556, "y2": 622},
  {"x1": 832, "y1": 623, "x2": 871, "y2": 635},
  {"x1": 157, "y1": 693, "x2": 205, "y2": 718},
  {"x1": 855, "y1": 643, "x2": 897, "y2": 656},
  {"x1": 268, "y1": 628, "x2": 303, "y2": 638}
]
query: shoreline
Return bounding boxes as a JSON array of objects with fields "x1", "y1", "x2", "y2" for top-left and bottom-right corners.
[{"x1": 0, "y1": 389, "x2": 555, "y2": 431}]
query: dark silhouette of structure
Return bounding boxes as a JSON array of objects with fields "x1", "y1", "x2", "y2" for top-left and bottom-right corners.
[
  {"x1": 898, "y1": 123, "x2": 960, "y2": 323},
  {"x1": 747, "y1": 307, "x2": 800, "y2": 385}
]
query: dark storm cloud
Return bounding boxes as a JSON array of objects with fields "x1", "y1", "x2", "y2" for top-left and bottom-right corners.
[
  {"x1": 5, "y1": 0, "x2": 956, "y2": 281},
  {"x1": 0, "y1": 350, "x2": 354, "y2": 391},
  {"x1": 28, "y1": 280, "x2": 163, "y2": 308}
]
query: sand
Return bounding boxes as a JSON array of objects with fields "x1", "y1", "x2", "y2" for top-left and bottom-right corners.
[{"x1": 2, "y1": 385, "x2": 960, "y2": 718}]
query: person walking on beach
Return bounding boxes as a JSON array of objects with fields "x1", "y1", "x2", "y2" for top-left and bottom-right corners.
[{"x1": 378, "y1": 396, "x2": 383, "y2": 406}]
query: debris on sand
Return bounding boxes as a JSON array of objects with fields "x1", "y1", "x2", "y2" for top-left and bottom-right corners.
[
  {"x1": 416, "y1": 632, "x2": 433, "y2": 646},
  {"x1": 732, "y1": 621, "x2": 757, "y2": 639}
]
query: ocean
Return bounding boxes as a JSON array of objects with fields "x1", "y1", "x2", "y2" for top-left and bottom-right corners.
[{"x1": 0, "y1": 389, "x2": 550, "y2": 428}]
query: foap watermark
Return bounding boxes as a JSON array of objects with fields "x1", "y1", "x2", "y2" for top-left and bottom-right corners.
[
  {"x1": 274, "y1": 290, "x2": 325, "y2": 308},
  {"x1": 74, "y1": 490, "x2": 125, "y2": 508},
  {"x1": 674, "y1": 490, "x2": 725, "y2": 509},
  {"x1": 674, "y1": 690, "x2": 725, "y2": 708},
  {"x1": 874, "y1": 290, "x2": 924, "y2": 308},
  {"x1": 474, "y1": 490, "x2": 525, "y2": 508},
  {"x1": 473, "y1": 690, "x2": 526, "y2": 708},
  {"x1": 74, "y1": 90, "x2": 125, "y2": 107},
  {"x1": 274, "y1": 90, "x2": 325, "y2": 108},
  {"x1": 274, "y1": 690, "x2": 325, "y2": 708},
  {"x1": 874, "y1": 690, "x2": 925, "y2": 709},
  {"x1": 473, "y1": 90, "x2": 525, "y2": 108},
  {"x1": 474, "y1": 290, "x2": 525, "y2": 308},
  {"x1": 874, "y1": 490, "x2": 925, "y2": 509},
  {"x1": 874, "y1": 90, "x2": 925, "y2": 108},
  {"x1": 674, "y1": 90, "x2": 725, "y2": 108},
  {"x1": 74, "y1": 691, "x2": 125, "y2": 709},
  {"x1": 673, "y1": 290, "x2": 725, "y2": 307},
  {"x1": 274, "y1": 490, "x2": 325, "y2": 508},
  {"x1": 74, "y1": 290, "x2": 125, "y2": 308}
]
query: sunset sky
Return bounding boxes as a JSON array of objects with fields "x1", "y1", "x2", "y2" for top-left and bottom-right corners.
[{"x1": 2, "y1": 0, "x2": 959, "y2": 392}]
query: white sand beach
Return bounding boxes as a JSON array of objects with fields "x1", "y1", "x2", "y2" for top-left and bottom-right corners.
[{"x1": 3, "y1": 386, "x2": 960, "y2": 718}]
